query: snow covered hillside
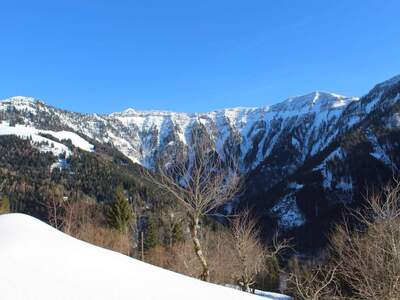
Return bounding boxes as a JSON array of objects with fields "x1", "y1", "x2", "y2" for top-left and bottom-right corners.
[
  {"x1": 0, "y1": 121, "x2": 94, "y2": 157},
  {"x1": 0, "y1": 213, "x2": 290, "y2": 300}
]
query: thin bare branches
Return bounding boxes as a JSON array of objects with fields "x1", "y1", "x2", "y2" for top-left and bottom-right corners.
[
  {"x1": 288, "y1": 259, "x2": 339, "y2": 300},
  {"x1": 287, "y1": 180, "x2": 400, "y2": 299},
  {"x1": 330, "y1": 180, "x2": 400, "y2": 299},
  {"x1": 230, "y1": 210, "x2": 289, "y2": 293},
  {"x1": 141, "y1": 128, "x2": 242, "y2": 281}
]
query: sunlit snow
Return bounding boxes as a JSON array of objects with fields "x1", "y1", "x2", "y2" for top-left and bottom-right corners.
[{"x1": 0, "y1": 214, "x2": 290, "y2": 300}]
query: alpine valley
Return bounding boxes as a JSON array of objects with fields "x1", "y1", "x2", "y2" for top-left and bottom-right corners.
[{"x1": 1, "y1": 74, "x2": 400, "y2": 254}]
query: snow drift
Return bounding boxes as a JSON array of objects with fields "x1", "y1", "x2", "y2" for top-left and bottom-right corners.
[{"x1": 0, "y1": 214, "x2": 290, "y2": 300}]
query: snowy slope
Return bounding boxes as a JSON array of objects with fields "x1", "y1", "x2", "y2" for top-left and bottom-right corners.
[
  {"x1": 0, "y1": 122, "x2": 94, "y2": 156},
  {"x1": 0, "y1": 214, "x2": 290, "y2": 300},
  {"x1": 0, "y1": 122, "x2": 71, "y2": 156},
  {"x1": 43, "y1": 130, "x2": 94, "y2": 152}
]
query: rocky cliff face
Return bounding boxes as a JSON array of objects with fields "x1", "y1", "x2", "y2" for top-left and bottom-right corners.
[
  {"x1": 0, "y1": 91, "x2": 358, "y2": 171},
  {"x1": 240, "y1": 75, "x2": 400, "y2": 253}
]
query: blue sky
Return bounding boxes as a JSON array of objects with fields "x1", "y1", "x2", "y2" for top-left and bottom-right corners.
[{"x1": 1, "y1": 0, "x2": 399, "y2": 113}]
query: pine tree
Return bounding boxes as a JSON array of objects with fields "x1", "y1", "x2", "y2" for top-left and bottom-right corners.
[
  {"x1": 107, "y1": 186, "x2": 134, "y2": 232},
  {"x1": 0, "y1": 196, "x2": 10, "y2": 214},
  {"x1": 144, "y1": 217, "x2": 159, "y2": 251},
  {"x1": 171, "y1": 220, "x2": 185, "y2": 245}
]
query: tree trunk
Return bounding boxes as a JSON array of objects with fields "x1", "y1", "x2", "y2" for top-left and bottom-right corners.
[
  {"x1": 189, "y1": 215, "x2": 210, "y2": 281},
  {"x1": 237, "y1": 276, "x2": 252, "y2": 293}
]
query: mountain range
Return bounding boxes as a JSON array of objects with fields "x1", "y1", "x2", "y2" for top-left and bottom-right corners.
[{"x1": 1, "y1": 74, "x2": 400, "y2": 253}]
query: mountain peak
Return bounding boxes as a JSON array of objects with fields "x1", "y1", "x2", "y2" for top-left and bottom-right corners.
[
  {"x1": 1, "y1": 96, "x2": 39, "y2": 103},
  {"x1": 122, "y1": 108, "x2": 138, "y2": 114},
  {"x1": 373, "y1": 74, "x2": 400, "y2": 91},
  {"x1": 110, "y1": 91, "x2": 355, "y2": 118},
  {"x1": 110, "y1": 106, "x2": 184, "y2": 118},
  {"x1": 271, "y1": 91, "x2": 358, "y2": 113}
]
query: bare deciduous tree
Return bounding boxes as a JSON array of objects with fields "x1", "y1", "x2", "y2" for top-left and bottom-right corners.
[
  {"x1": 287, "y1": 258, "x2": 338, "y2": 300},
  {"x1": 287, "y1": 180, "x2": 400, "y2": 300},
  {"x1": 62, "y1": 200, "x2": 133, "y2": 255},
  {"x1": 41, "y1": 184, "x2": 66, "y2": 230},
  {"x1": 231, "y1": 210, "x2": 289, "y2": 293},
  {"x1": 142, "y1": 129, "x2": 242, "y2": 281},
  {"x1": 330, "y1": 181, "x2": 400, "y2": 300}
]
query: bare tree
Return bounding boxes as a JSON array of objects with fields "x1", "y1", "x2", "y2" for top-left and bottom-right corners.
[
  {"x1": 142, "y1": 129, "x2": 241, "y2": 281},
  {"x1": 287, "y1": 258, "x2": 339, "y2": 300},
  {"x1": 231, "y1": 210, "x2": 289, "y2": 293},
  {"x1": 62, "y1": 199, "x2": 133, "y2": 255},
  {"x1": 231, "y1": 210, "x2": 265, "y2": 292},
  {"x1": 42, "y1": 184, "x2": 66, "y2": 230},
  {"x1": 330, "y1": 181, "x2": 400, "y2": 300},
  {"x1": 0, "y1": 178, "x2": 7, "y2": 192},
  {"x1": 287, "y1": 180, "x2": 400, "y2": 300}
]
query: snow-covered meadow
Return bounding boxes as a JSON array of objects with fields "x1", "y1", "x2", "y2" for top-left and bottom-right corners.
[{"x1": 0, "y1": 122, "x2": 94, "y2": 157}]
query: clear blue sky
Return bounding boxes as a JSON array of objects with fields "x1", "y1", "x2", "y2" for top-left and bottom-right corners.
[{"x1": 1, "y1": 0, "x2": 399, "y2": 114}]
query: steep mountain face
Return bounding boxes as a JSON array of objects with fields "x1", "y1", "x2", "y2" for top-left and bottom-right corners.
[
  {"x1": 1, "y1": 75, "x2": 400, "y2": 253},
  {"x1": 241, "y1": 75, "x2": 400, "y2": 252},
  {"x1": 0, "y1": 92, "x2": 358, "y2": 172}
]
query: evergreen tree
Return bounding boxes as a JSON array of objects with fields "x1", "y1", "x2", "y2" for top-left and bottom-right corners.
[
  {"x1": 0, "y1": 196, "x2": 10, "y2": 214},
  {"x1": 170, "y1": 220, "x2": 185, "y2": 245},
  {"x1": 107, "y1": 185, "x2": 134, "y2": 232},
  {"x1": 255, "y1": 256, "x2": 280, "y2": 292},
  {"x1": 144, "y1": 217, "x2": 159, "y2": 250}
]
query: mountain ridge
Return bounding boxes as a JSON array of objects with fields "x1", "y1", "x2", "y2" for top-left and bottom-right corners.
[
  {"x1": 1, "y1": 74, "x2": 400, "y2": 251},
  {"x1": 1, "y1": 90, "x2": 357, "y2": 116},
  {"x1": 0, "y1": 89, "x2": 358, "y2": 169}
]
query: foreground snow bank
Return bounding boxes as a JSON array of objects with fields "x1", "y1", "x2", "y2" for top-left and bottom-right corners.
[{"x1": 0, "y1": 214, "x2": 290, "y2": 300}]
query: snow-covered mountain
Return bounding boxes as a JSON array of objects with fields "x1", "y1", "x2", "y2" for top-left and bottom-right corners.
[
  {"x1": 1, "y1": 74, "x2": 400, "y2": 242},
  {"x1": 0, "y1": 213, "x2": 289, "y2": 300},
  {"x1": 241, "y1": 75, "x2": 400, "y2": 244},
  {"x1": 0, "y1": 91, "x2": 358, "y2": 171}
]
